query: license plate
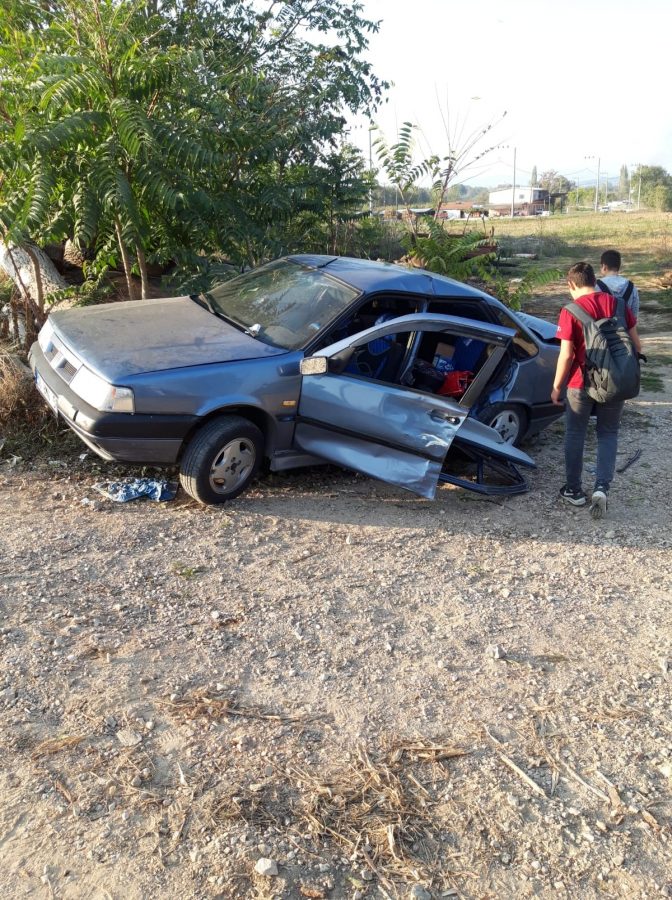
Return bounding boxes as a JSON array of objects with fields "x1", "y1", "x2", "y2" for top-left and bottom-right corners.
[{"x1": 35, "y1": 372, "x2": 59, "y2": 417}]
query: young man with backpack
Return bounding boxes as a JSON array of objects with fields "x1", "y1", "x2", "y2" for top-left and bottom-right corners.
[
  {"x1": 598, "y1": 249, "x2": 640, "y2": 318},
  {"x1": 551, "y1": 262, "x2": 642, "y2": 518}
]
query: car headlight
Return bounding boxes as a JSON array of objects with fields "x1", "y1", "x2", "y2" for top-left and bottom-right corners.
[
  {"x1": 38, "y1": 318, "x2": 54, "y2": 352},
  {"x1": 70, "y1": 366, "x2": 135, "y2": 413}
]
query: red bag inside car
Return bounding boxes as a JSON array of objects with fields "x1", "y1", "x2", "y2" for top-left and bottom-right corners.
[{"x1": 437, "y1": 370, "x2": 474, "y2": 398}]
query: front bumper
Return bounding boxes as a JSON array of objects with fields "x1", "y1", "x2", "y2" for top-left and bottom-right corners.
[{"x1": 29, "y1": 343, "x2": 197, "y2": 464}]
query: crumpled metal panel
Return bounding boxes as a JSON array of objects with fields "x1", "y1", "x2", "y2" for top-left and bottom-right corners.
[
  {"x1": 298, "y1": 374, "x2": 465, "y2": 462},
  {"x1": 295, "y1": 423, "x2": 442, "y2": 499},
  {"x1": 455, "y1": 416, "x2": 535, "y2": 468}
]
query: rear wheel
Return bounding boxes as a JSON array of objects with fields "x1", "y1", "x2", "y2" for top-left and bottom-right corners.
[
  {"x1": 179, "y1": 415, "x2": 263, "y2": 504},
  {"x1": 478, "y1": 403, "x2": 528, "y2": 446}
]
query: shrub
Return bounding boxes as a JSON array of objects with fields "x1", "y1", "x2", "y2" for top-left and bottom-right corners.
[{"x1": 0, "y1": 352, "x2": 64, "y2": 454}]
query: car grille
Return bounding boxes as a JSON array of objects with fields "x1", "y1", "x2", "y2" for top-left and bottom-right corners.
[{"x1": 43, "y1": 333, "x2": 82, "y2": 385}]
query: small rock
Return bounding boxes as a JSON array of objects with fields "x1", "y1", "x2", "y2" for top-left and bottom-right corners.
[
  {"x1": 605, "y1": 530, "x2": 616, "y2": 539},
  {"x1": 409, "y1": 885, "x2": 432, "y2": 900},
  {"x1": 254, "y1": 857, "x2": 278, "y2": 877},
  {"x1": 116, "y1": 728, "x2": 142, "y2": 747},
  {"x1": 487, "y1": 644, "x2": 507, "y2": 660}
]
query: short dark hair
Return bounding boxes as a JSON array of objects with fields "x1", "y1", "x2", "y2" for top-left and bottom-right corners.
[
  {"x1": 600, "y1": 249, "x2": 621, "y2": 271},
  {"x1": 568, "y1": 262, "x2": 596, "y2": 288}
]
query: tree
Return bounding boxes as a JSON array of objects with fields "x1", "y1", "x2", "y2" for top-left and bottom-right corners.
[
  {"x1": 632, "y1": 165, "x2": 672, "y2": 210},
  {"x1": 530, "y1": 165, "x2": 538, "y2": 187},
  {"x1": 619, "y1": 164, "x2": 629, "y2": 199},
  {"x1": 373, "y1": 107, "x2": 506, "y2": 224},
  {"x1": 538, "y1": 170, "x2": 573, "y2": 195},
  {"x1": 0, "y1": 0, "x2": 387, "y2": 314}
]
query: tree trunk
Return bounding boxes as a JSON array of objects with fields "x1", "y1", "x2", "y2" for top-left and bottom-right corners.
[
  {"x1": 0, "y1": 241, "x2": 67, "y2": 306},
  {"x1": 63, "y1": 239, "x2": 86, "y2": 268},
  {"x1": 0, "y1": 241, "x2": 68, "y2": 346},
  {"x1": 114, "y1": 218, "x2": 138, "y2": 301},
  {"x1": 136, "y1": 245, "x2": 150, "y2": 300}
]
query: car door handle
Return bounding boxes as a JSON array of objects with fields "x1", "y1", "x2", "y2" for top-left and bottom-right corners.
[{"x1": 429, "y1": 410, "x2": 461, "y2": 425}]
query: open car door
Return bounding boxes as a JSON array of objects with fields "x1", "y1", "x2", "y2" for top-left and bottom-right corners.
[{"x1": 295, "y1": 313, "x2": 535, "y2": 499}]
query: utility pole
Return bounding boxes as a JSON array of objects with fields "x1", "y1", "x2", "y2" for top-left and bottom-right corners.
[
  {"x1": 368, "y1": 124, "x2": 373, "y2": 213},
  {"x1": 510, "y1": 146, "x2": 517, "y2": 218},
  {"x1": 604, "y1": 173, "x2": 608, "y2": 206},
  {"x1": 637, "y1": 164, "x2": 642, "y2": 210},
  {"x1": 594, "y1": 157, "x2": 601, "y2": 212}
]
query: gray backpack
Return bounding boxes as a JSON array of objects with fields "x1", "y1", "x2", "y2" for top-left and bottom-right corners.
[{"x1": 565, "y1": 296, "x2": 640, "y2": 403}]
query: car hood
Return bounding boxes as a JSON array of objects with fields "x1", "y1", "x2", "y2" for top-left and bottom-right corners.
[
  {"x1": 516, "y1": 312, "x2": 558, "y2": 342},
  {"x1": 49, "y1": 296, "x2": 286, "y2": 381}
]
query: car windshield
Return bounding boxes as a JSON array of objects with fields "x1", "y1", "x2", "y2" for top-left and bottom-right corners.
[{"x1": 203, "y1": 260, "x2": 359, "y2": 350}]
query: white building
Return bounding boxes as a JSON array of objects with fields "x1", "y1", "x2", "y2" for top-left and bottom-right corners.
[{"x1": 488, "y1": 186, "x2": 549, "y2": 216}]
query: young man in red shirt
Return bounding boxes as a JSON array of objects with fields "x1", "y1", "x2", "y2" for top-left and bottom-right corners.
[{"x1": 551, "y1": 262, "x2": 642, "y2": 518}]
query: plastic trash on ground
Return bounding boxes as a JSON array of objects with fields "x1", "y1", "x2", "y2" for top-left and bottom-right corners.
[{"x1": 94, "y1": 477, "x2": 178, "y2": 502}]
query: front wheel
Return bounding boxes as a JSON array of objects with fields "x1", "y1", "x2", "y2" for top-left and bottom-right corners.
[
  {"x1": 478, "y1": 403, "x2": 528, "y2": 446},
  {"x1": 179, "y1": 415, "x2": 263, "y2": 504}
]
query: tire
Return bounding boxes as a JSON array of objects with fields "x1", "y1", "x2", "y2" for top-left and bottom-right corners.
[
  {"x1": 179, "y1": 415, "x2": 263, "y2": 504},
  {"x1": 478, "y1": 402, "x2": 528, "y2": 446}
]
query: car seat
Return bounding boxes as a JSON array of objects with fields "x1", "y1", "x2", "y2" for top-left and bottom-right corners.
[
  {"x1": 347, "y1": 313, "x2": 404, "y2": 381},
  {"x1": 451, "y1": 337, "x2": 485, "y2": 371}
]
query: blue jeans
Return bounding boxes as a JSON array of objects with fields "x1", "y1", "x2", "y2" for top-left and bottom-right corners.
[{"x1": 565, "y1": 388, "x2": 624, "y2": 492}]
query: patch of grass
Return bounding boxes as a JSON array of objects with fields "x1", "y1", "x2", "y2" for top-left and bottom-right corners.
[
  {"x1": 171, "y1": 563, "x2": 205, "y2": 578},
  {"x1": 649, "y1": 352, "x2": 672, "y2": 365},
  {"x1": 640, "y1": 371, "x2": 665, "y2": 392}
]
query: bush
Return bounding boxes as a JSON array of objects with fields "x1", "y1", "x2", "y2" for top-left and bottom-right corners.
[{"x1": 0, "y1": 352, "x2": 65, "y2": 455}]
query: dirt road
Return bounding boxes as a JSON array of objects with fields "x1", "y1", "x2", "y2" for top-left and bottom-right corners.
[{"x1": 1, "y1": 336, "x2": 671, "y2": 900}]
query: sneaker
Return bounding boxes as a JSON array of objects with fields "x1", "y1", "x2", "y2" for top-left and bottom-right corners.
[
  {"x1": 590, "y1": 485, "x2": 608, "y2": 520},
  {"x1": 559, "y1": 485, "x2": 587, "y2": 506}
]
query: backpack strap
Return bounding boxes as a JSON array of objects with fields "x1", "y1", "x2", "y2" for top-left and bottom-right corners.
[
  {"x1": 614, "y1": 294, "x2": 628, "y2": 326},
  {"x1": 597, "y1": 277, "x2": 634, "y2": 303},
  {"x1": 564, "y1": 301, "x2": 594, "y2": 328}
]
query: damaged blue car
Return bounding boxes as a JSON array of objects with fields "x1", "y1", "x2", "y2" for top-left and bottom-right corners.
[{"x1": 30, "y1": 255, "x2": 561, "y2": 504}]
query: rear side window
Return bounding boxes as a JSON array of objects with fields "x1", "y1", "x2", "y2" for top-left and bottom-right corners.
[{"x1": 493, "y1": 309, "x2": 538, "y2": 359}]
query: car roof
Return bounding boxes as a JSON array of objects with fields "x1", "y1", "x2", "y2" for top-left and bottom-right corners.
[{"x1": 287, "y1": 254, "x2": 496, "y2": 301}]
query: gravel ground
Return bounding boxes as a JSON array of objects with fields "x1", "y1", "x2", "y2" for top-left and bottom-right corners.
[{"x1": 1, "y1": 335, "x2": 672, "y2": 900}]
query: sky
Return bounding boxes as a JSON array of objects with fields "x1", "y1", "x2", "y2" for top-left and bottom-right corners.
[{"x1": 347, "y1": 0, "x2": 672, "y2": 188}]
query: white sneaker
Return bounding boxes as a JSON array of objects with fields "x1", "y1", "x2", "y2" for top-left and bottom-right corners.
[{"x1": 590, "y1": 488, "x2": 608, "y2": 520}]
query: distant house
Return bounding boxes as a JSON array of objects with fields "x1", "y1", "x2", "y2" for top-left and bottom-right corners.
[
  {"x1": 437, "y1": 202, "x2": 486, "y2": 220},
  {"x1": 488, "y1": 186, "x2": 549, "y2": 217}
]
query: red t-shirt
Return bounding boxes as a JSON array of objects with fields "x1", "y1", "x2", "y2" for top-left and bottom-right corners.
[{"x1": 556, "y1": 291, "x2": 637, "y2": 389}]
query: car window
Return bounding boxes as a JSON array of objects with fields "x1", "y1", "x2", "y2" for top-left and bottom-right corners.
[
  {"x1": 339, "y1": 330, "x2": 414, "y2": 383},
  {"x1": 313, "y1": 293, "x2": 424, "y2": 352},
  {"x1": 492, "y1": 309, "x2": 538, "y2": 359},
  {"x1": 336, "y1": 325, "x2": 495, "y2": 403},
  {"x1": 205, "y1": 260, "x2": 359, "y2": 350}
]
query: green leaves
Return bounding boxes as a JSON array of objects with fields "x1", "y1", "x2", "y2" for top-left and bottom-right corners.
[
  {"x1": 39, "y1": 68, "x2": 109, "y2": 112},
  {"x1": 1, "y1": 0, "x2": 386, "y2": 274}
]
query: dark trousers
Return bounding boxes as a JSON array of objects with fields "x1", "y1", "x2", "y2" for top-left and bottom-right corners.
[{"x1": 565, "y1": 388, "x2": 624, "y2": 492}]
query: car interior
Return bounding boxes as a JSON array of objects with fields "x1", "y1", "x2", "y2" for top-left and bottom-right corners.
[{"x1": 316, "y1": 293, "x2": 509, "y2": 403}]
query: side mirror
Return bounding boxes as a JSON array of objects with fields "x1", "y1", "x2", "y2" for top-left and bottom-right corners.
[{"x1": 300, "y1": 356, "x2": 329, "y2": 376}]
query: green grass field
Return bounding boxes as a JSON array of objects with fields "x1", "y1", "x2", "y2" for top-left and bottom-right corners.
[{"x1": 445, "y1": 210, "x2": 672, "y2": 326}]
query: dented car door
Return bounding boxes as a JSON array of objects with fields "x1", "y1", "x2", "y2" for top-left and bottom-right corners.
[{"x1": 295, "y1": 313, "x2": 531, "y2": 499}]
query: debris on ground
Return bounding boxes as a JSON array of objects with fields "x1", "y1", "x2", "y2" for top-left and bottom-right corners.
[{"x1": 94, "y1": 477, "x2": 178, "y2": 502}]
